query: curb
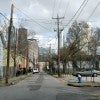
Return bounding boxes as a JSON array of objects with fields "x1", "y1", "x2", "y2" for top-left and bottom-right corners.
[{"x1": 67, "y1": 82, "x2": 100, "y2": 87}]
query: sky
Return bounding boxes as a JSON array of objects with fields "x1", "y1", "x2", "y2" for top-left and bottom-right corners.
[{"x1": 0, "y1": 0, "x2": 100, "y2": 49}]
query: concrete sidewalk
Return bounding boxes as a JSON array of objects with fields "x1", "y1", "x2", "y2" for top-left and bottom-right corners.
[
  {"x1": 66, "y1": 75, "x2": 100, "y2": 83},
  {"x1": 66, "y1": 75, "x2": 100, "y2": 87},
  {"x1": 56, "y1": 74, "x2": 100, "y2": 87}
]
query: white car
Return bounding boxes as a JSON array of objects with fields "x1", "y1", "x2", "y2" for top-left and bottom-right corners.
[{"x1": 33, "y1": 68, "x2": 39, "y2": 74}]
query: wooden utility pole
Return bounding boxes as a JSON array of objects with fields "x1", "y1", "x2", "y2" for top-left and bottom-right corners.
[
  {"x1": 49, "y1": 44, "x2": 51, "y2": 58},
  {"x1": 6, "y1": 4, "x2": 14, "y2": 84},
  {"x1": 52, "y1": 15, "x2": 64, "y2": 77},
  {"x1": 26, "y1": 41, "x2": 29, "y2": 71},
  {"x1": 48, "y1": 44, "x2": 51, "y2": 72},
  {"x1": 14, "y1": 29, "x2": 17, "y2": 76}
]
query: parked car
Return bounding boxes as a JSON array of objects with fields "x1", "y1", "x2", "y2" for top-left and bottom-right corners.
[
  {"x1": 72, "y1": 69, "x2": 100, "y2": 77},
  {"x1": 33, "y1": 68, "x2": 39, "y2": 74}
]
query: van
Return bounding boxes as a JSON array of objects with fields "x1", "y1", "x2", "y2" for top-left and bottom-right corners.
[{"x1": 33, "y1": 68, "x2": 39, "y2": 74}]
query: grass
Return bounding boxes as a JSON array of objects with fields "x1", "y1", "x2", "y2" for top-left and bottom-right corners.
[{"x1": 0, "y1": 73, "x2": 32, "y2": 86}]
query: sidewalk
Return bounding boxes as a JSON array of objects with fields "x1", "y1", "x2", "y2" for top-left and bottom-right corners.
[
  {"x1": 55, "y1": 74, "x2": 100, "y2": 87},
  {"x1": 0, "y1": 73, "x2": 32, "y2": 87},
  {"x1": 67, "y1": 75, "x2": 100, "y2": 87}
]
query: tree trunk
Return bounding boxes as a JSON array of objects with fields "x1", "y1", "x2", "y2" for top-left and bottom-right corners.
[
  {"x1": 63, "y1": 62, "x2": 66, "y2": 74},
  {"x1": 72, "y1": 59, "x2": 78, "y2": 71}
]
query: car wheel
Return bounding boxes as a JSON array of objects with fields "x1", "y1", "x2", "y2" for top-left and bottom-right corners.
[{"x1": 93, "y1": 73, "x2": 97, "y2": 77}]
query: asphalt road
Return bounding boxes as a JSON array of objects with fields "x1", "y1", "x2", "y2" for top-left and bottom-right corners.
[{"x1": 0, "y1": 72, "x2": 99, "y2": 100}]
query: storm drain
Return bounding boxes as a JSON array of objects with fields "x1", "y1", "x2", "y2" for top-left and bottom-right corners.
[{"x1": 28, "y1": 85, "x2": 41, "y2": 91}]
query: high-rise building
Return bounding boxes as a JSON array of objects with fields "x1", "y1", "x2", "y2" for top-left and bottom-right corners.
[
  {"x1": 18, "y1": 28, "x2": 28, "y2": 58},
  {"x1": 17, "y1": 28, "x2": 28, "y2": 69}
]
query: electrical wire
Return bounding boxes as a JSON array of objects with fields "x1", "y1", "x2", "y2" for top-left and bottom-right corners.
[
  {"x1": 60, "y1": 1, "x2": 100, "y2": 63},
  {"x1": 57, "y1": 0, "x2": 63, "y2": 15},
  {"x1": 75, "y1": 0, "x2": 89, "y2": 20},
  {"x1": 52, "y1": 0, "x2": 57, "y2": 18},
  {"x1": 0, "y1": 12, "x2": 9, "y2": 21},
  {"x1": 14, "y1": 5, "x2": 52, "y2": 32},
  {"x1": 63, "y1": 0, "x2": 70, "y2": 18},
  {"x1": 65, "y1": 0, "x2": 87, "y2": 27},
  {"x1": 87, "y1": 1, "x2": 100, "y2": 20}
]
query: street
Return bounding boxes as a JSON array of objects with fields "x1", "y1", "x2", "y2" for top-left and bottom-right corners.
[{"x1": 0, "y1": 72, "x2": 99, "y2": 100}]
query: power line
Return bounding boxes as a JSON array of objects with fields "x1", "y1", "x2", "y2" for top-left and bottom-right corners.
[
  {"x1": 75, "y1": 0, "x2": 89, "y2": 20},
  {"x1": 63, "y1": 0, "x2": 70, "y2": 18},
  {"x1": 13, "y1": 18, "x2": 55, "y2": 25},
  {"x1": 57, "y1": 0, "x2": 63, "y2": 15},
  {"x1": 87, "y1": 1, "x2": 100, "y2": 20},
  {"x1": 62, "y1": 19, "x2": 100, "y2": 22},
  {"x1": 47, "y1": 35, "x2": 57, "y2": 43},
  {"x1": 14, "y1": 5, "x2": 52, "y2": 32},
  {"x1": 13, "y1": 17, "x2": 52, "y2": 21},
  {"x1": 65, "y1": 0, "x2": 87, "y2": 27},
  {"x1": 0, "y1": 12, "x2": 9, "y2": 21},
  {"x1": 52, "y1": 0, "x2": 56, "y2": 18},
  {"x1": 13, "y1": 18, "x2": 55, "y2": 24}
]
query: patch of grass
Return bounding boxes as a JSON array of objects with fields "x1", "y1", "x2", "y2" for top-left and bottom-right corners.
[{"x1": 0, "y1": 73, "x2": 32, "y2": 86}]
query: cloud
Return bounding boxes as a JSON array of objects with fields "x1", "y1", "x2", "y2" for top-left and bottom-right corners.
[
  {"x1": 1, "y1": 0, "x2": 100, "y2": 21},
  {"x1": 1, "y1": 1, "x2": 97, "y2": 21},
  {"x1": 0, "y1": 0, "x2": 100, "y2": 48},
  {"x1": 35, "y1": 34, "x2": 57, "y2": 49}
]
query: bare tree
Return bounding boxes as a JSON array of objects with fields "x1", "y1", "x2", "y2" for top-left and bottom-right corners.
[{"x1": 65, "y1": 21, "x2": 92, "y2": 70}]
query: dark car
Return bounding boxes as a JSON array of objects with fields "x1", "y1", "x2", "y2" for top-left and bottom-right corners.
[{"x1": 72, "y1": 69, "x2": 100, "y2": 77}]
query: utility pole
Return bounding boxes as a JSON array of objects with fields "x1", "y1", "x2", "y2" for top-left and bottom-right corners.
[
  {"x1": 52, "y1": 15, "x2": 64, "y2": 77},
  {"x1": 6, "y1": 4, "x2": 14, "y2": 84},
  {"x1": 26, "y1": 41, "x2": 29, "y2": 71},
  {"x1": 14, "y1": 29, "x2": 17, "y2": 76},
  {"x1": 49, "y1": 44, "x2": 51, "y2": 72},
  {"x1": 49, "y1": 44, "x2": 51, "y2": 58}
]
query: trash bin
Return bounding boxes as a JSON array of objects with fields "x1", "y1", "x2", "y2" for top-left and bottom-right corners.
[{"x1": 77, "y1": 74, "x2": 82, "y2": 83}]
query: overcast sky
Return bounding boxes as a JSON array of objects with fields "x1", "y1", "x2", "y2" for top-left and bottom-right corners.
[{"x1": 0, "y1": 0, "x2": 100, "y2": 48}]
